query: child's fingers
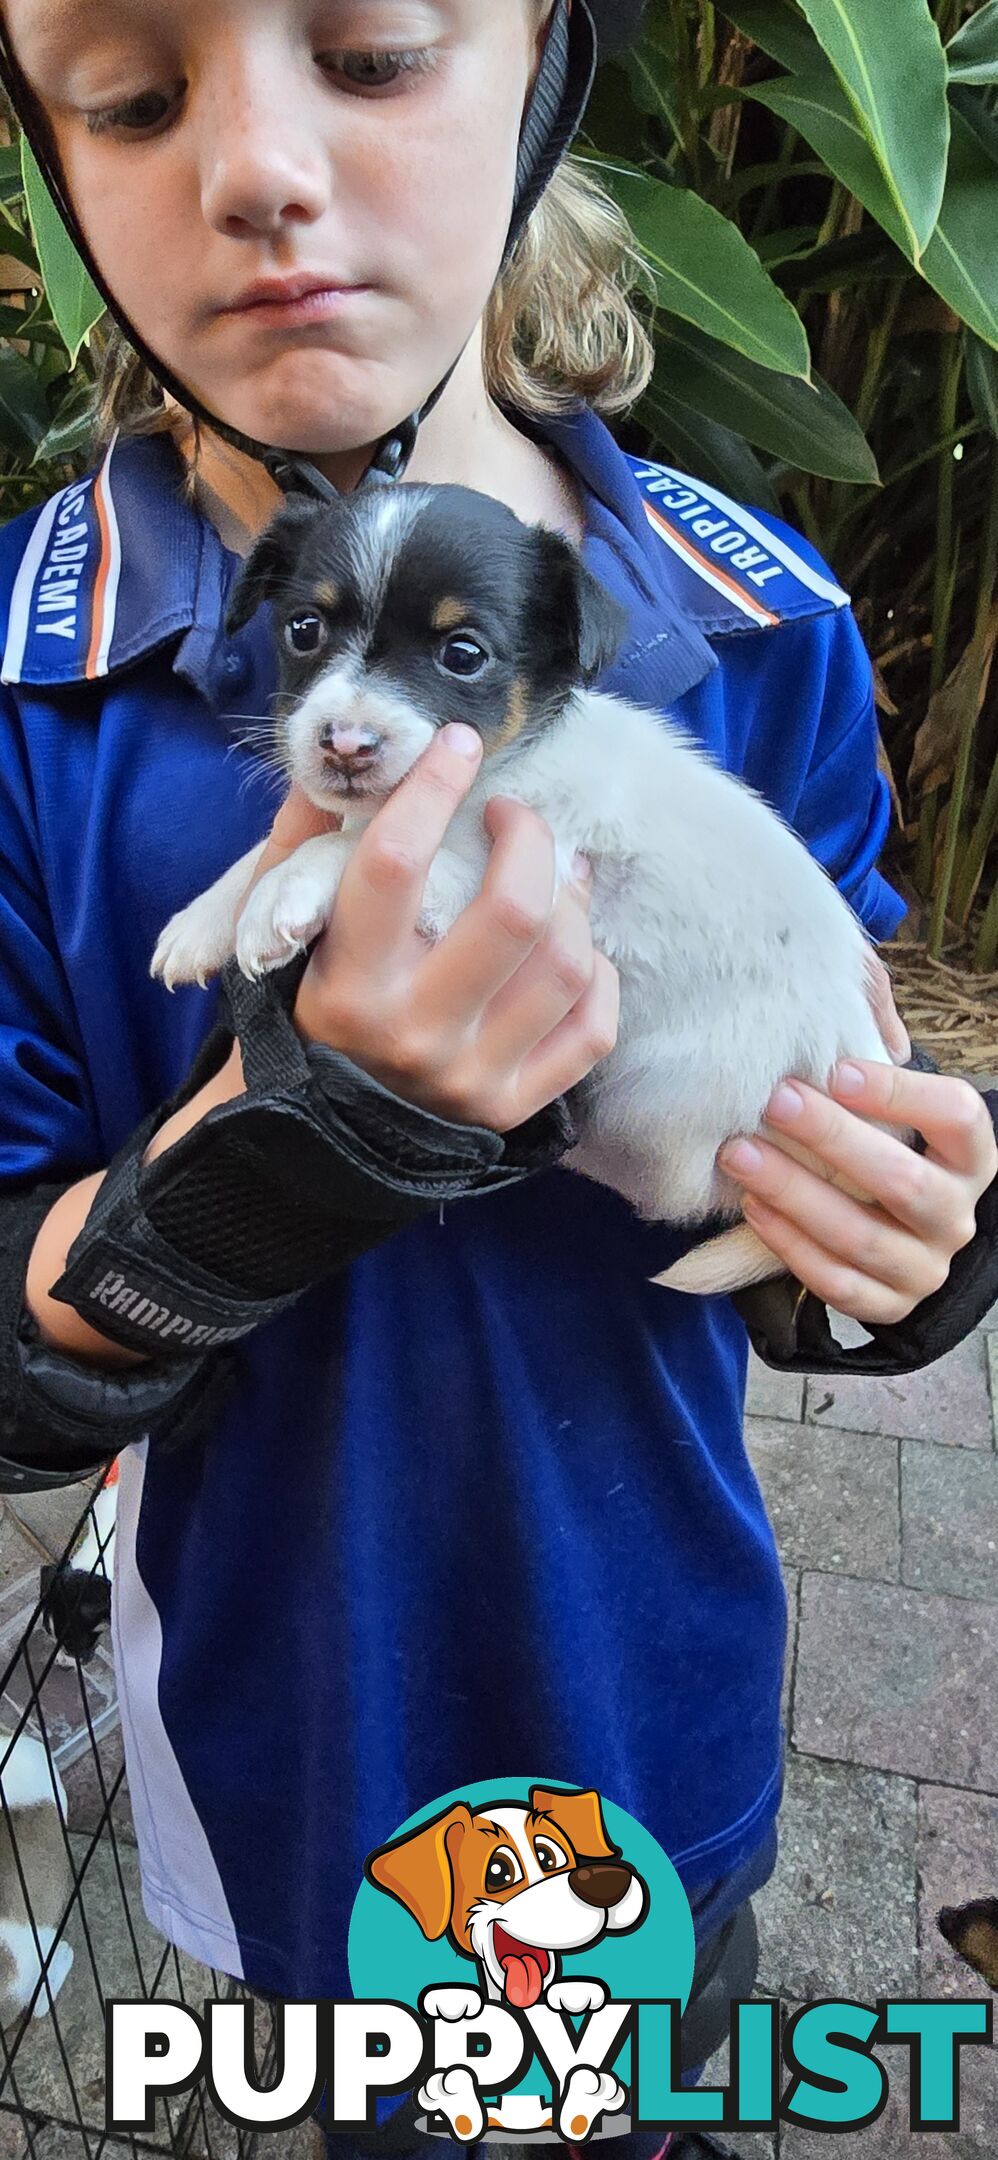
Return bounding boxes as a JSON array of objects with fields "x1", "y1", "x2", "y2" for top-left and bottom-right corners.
[
  {"x1": 720, "y1": 1083, "x2": 950, "y2": 1240},
  {"x1": 739, "y1": 1197, "x2": 934, "y2": 1328},
  {"x1": 415, "y1": 795, "x2": 563, "y2": 1024},
  {"x1": 826, "y1": 1061, "x2": 997, "y2": 1183},
  {"x1": 863, "y1": 948, "x2": 911, "y2": 1062},
  {"x1": 735, "y1": 1167, "x2": 947, "y2": 1302},
  {"x1": 469, "y1": 856, "x2": 598, "y2": 1071},
  {"x1": 238, "y1": 786, "x2": 341, "y2": 907},
  {"x1": 330, "y1": 724, "x2": 484, "y2": 973}
]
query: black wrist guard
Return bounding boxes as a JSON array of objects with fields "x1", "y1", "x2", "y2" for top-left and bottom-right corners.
[
  {"x1": 733, "y1": 1049, "x2": 998, "y2": 1375},
  {"x1": 48, "y1": 951, "x2": 578, "y2": 1360}
]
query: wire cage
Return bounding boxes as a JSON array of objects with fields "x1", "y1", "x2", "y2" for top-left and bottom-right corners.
[{"x1": 0, "y1": 1470, "x2": 290, "y2": 2160}]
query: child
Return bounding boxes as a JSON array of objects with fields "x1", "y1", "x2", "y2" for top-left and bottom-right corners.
[{"x1": 0, "y1": 5, "x2": 994, "y2": 2157}]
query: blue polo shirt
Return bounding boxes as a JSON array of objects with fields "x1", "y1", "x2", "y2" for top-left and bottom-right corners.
[{"x1": 0, "y1": 408, "x2": 904, "y2": 1999}]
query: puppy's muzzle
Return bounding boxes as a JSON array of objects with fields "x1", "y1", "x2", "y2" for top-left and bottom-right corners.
[
  {"x1": 569, "y1": 1861, "x2": 634, "y2": 1909},
  {"x1": 317, "y1": 718, "x2": 384, "y2": 778}
]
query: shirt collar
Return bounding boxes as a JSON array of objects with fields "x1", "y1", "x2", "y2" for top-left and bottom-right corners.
[{"x1": 0, "y1": 405, "x2": 846, "y2": 698}]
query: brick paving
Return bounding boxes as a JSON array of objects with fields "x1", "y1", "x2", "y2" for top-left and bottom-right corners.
[
  {"x1": 739, "y1": 1300, "x2": 998, "y2": 2154},
  {"x1": 0, "y1": 1305, "x2": 995, "y2": 2155}
]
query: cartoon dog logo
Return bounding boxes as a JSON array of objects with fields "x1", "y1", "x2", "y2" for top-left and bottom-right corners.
[{"x1": 365, "y1": 1784, "x2": 650, "y2": 2140}]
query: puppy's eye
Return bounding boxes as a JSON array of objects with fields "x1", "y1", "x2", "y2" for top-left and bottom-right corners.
[
  {"x1": 485, "y1": 1849, "x2": 520, "y2": 1892},
  {"x1": 534, "y1": 1839, "x2": 567, "y2": 1873},
  {"x1": 437, "y1": 633, "x2": 490, "y2": 678},
  {"x1": 285, "y1": 613, "x2": 328, "y2": 656}
]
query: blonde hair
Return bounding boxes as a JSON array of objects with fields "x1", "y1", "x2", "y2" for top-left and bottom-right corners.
[{"x1": 86, "y1": 154, "x2": 656, "y2": 494}]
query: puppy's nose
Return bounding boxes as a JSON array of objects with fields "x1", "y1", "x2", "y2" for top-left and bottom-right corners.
[
  {"x1": 569, "y1": 1862, "x2": 633, "y2": 1909},
  {"x1": 318, "y1": 721, "x2": 383, "y2": 767}
]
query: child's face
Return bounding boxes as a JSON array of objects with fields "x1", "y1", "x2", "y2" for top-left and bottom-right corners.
[{"x1": 4, "y1": 0, "x2": 546, "y2": 451}]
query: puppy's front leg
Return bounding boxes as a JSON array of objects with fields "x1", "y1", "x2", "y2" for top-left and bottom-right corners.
[
  {"x1": 235, "y1": 830, "x2": 354, "y2": 980},
  {"x1": 151, "y1": 839, "x2": 268, "y2": 990}
]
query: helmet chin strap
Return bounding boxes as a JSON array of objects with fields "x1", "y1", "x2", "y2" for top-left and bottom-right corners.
[{"x1": 0, "y1": 0, "x2": 597, "y2": 508}]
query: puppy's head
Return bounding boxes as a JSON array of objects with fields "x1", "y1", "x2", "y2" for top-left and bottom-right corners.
[{"x1": 224, "y1": 482, "x2": 628, "y2": 811}]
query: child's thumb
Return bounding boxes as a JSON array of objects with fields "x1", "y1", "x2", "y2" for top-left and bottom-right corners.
[{"x1": 238, "y1": 786, "x2": 342, "y2": 911}]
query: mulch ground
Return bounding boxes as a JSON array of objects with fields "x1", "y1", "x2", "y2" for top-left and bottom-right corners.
[{"x1": 881, "y1": 934, "x2": 998, "y2": 1077}]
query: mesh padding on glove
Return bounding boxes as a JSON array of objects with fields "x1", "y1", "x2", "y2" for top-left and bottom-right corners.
[{"x1": 47, "y1": 950, "x2": 578, "y2": 1359}]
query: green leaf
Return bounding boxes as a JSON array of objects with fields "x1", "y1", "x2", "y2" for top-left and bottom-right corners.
[
  {"x1": 718, "y1": 0, "x2": 822, "y2": 75},
  {"x1": 949, "y1": 83, "x2": 998, "y2": 170},
  {"x1": 0, "y1": 209, "x2": 39, "y2": 271},
  {"x1": 919, "y1": 107, "x2": 998, "y2": 348},
  {"x1": 967, "y1": 332, "x2": 998, "y2": 438},
  {"x1": 755, "y1": 225, "x2": 818, "y2": 266},
  {"x1": 594, "y1": 161, "x2": 811, "y2": 376},
  {"x1": 653, "y1": 317, "x2": 879, "y2": 481},
  {"x1": 20, "y1": 137, "x2": 103, "y2": 366},
  {"x1": 0, "y1": 145, "x2": 22, "y2": 205},
  {"x1": 0, "y1": 302, "x2": 67, "y2": 347},
  {"x1": 793, "y1": 0, "x2": 949, "y2": 262},
  {"x1": 640, "y1": 386, "x2": 783, "y2": 515},
  {"x1": 947, "y1": 0, "x2": 998, "y2": 86},
  {"x1": 749, "y1": 71, "x2": 911, "y2": 251},
  {"x1": 614, "y1": 10, "x2": 684, "y2": 142},
  {"x1": 32, "y1": 375, "x2": 97, "y2": 465},
  {"x1": 0, "y1": 345, "x2": 51, "y2": 457},
  {"x1": 774, "y1": 225, "x2": 909, "y2": 294},
  {"x1": 750, "y1": 70, "x2": 998, "y2": 345}
]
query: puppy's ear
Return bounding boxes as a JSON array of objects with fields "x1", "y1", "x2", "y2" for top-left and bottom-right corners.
[
  {"x1": 575, "y1": 560, "x2": 630, "y2": 684},
  {"x1": 532, "y1": 530, "x2": 629, "y2": 686},
  {"x1": 223, "y1": 500, "x2": 323, "y2": 635}
]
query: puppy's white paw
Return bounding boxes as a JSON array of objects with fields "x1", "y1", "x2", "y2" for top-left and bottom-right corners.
[
  {"x1": 545, "y1": 1977, "x2": 607, "y2": 2015},
  {"x1": 558, "y1": 2065, "x2": 626, "y2": 2142},
  {"x1": 418, "y1": 2067, "x2": 484, "y2": 2143},
  {"x1": 422, "y1": 1985, "x2": 482, "y2": 2022},
  {"x1": 235, "y1": 832, "x2": 351, "y2": 980},
  {"x1": 150, "y1": 841, "x2": 268, "y2": 990},
  {"x1": 236, "y1": 870, "x2": 329, "y2": 979},
  {"x1": 151, "y1": 891, "x2": 238, "y2": 990}
]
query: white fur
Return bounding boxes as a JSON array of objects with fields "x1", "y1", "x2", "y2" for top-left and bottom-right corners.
[
  {"x1": 0, "y1": 1732, "x2": 74, "y2": 2024},
  {"x1": 152, "y1": 685, "x2": 901, "y2": 1294}
]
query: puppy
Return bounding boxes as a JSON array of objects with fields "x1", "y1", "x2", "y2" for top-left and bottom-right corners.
[
  {"x1": 151, "y1": 482, "x2": 905, "y2": 1296},
  {"x1": 0, "y1": 1730, "x2": 74, "y2": 2026}
]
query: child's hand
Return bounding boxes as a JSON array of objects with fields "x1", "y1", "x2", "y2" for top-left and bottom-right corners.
[
  {"x1": 717, "y1": 1063, "x2": 997, "y2": 1327},
  {"x1": 278, "y1": 727, "x2": 619, "y2": 1135}
]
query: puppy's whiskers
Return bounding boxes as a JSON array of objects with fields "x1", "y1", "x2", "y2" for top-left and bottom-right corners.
[{"x1": 233, "y1": 762, "x2": 289, "y2": 814}]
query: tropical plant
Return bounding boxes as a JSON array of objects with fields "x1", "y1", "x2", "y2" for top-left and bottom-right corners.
[
  {"x1": 1, "y1": 4, "x2": 997, "y2": 962},
  {"x1": 583, "y1": 0, "x2": 998, "y2": 966}
]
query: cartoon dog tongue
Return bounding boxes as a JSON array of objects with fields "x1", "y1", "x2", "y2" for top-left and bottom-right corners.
[{"x1": 495, "y1": 1927, "x2": 548, "y2": 2008}]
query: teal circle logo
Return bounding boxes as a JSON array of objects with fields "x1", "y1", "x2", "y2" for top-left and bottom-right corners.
[{"x1": 347, "y1": 1777, "x2": 695, "y2": 2131}]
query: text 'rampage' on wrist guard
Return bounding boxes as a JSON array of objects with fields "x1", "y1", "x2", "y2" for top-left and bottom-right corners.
[{"x1": 48, "y1": 952, "x2": 579, "y2": 1360}]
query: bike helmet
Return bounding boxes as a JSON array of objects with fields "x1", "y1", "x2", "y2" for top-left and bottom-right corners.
[{"x1": 0, "y1": 0, "x2": 648, "y2": 499}]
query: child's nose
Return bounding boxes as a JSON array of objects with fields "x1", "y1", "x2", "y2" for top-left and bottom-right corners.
[{"x1": 196, "y1": 42, "x2": 331, "y2": 240}]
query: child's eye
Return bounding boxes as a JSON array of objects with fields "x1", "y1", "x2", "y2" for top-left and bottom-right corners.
[
  {"x1": 84, "y1": 84, "x2": 184, "y2": 139},
  {"x1": 81, "y1": 46, "x2": 435, "y2": 139},
  {"x1": 316, "y1": 49, "x2": 438, "y2": 94},
  {"x1": 437, "y1": 635, "x2": 491, "y2": 679}
]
